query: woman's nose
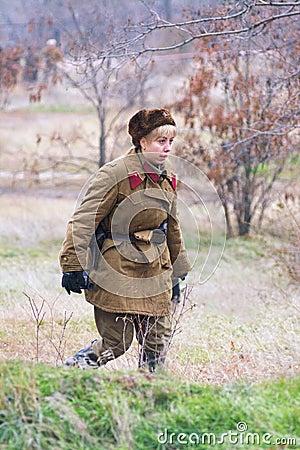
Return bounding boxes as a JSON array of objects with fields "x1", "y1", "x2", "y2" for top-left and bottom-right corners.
[{"x1": 164, "y1": 141, "x2": 172, "y2": 152}]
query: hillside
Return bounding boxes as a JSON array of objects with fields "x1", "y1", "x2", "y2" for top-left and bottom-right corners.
[{"x1": 1, "y1": 361, "x2": 299, "y2": 449}]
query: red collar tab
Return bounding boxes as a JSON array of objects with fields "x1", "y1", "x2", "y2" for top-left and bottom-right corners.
[
  {"x1": 171, "y1": 173, "x2": 177, "y2": 190},
  {"x1": 128, "y1": 171, "x2": 143, "y2": 189},
  {"x1": 143, "y1": 162, "x2": 160, "y2": 183}
]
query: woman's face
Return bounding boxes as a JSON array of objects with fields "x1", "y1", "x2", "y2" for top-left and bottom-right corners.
[{"x1": 140, "y1": 134, "x2": 174, "y2": 166}]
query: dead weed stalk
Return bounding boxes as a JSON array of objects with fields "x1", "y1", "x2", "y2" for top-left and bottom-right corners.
[{"x1": 23, "y1": 291, "x2": 73, "y2": 365}]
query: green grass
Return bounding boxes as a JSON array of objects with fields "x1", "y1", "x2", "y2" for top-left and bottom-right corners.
[
  {"x1": 0, "y1": 361, "x2": 299, "y2": 450},
  {"x1": 250, "y1": 155, "x2": 300, "y2": 179},
  {"x1": 0, "y1": 247, "x2": 19, "y2": 258},
  {"x1": 223, "y1": 235, "x2": 271, "y2": 260},
  {"x1": 278, "y1": 154, "x2": 300, "y2": 180},
  {"x1": 185, "y1": 229, "x2": 274, "y2": 262},
  {"x1": 0, "y1": 239, "x2": 61, "y2": 262},
  {"x1": 24, "y1": 103, "x2": 95, "y2": 114}
]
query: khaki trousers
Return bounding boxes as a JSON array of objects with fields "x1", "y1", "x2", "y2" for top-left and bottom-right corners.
[{"x1": 92, "y1": 307, "x2": 172, "y2": 366}]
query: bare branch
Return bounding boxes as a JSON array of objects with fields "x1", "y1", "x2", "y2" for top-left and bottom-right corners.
[
  {"x1": 257, "y1": 1, "x2": 300, "y2": 6},
  {"x1": 94, "y1": 3, "x2": 300, "y2": 59}
]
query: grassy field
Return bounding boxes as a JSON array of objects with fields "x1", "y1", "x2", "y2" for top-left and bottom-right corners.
[
  {"x1": 0, "y1": 159, "x2": 299, "y2": 384},
  {"x1": 1, "y1": 361, "x2": 299, "y2": 450},
  {"x1": 0, "y1": 91, "x2": 299, "y2": 448}
]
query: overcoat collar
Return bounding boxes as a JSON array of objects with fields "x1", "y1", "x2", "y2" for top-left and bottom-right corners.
[{"x1": 125, "y1": 148, "x2": 176, "y2": 190}]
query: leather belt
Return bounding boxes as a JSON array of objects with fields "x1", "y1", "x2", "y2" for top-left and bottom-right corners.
[{"x1": 106, "y1": 229, "x2": 166, "y2": 245}]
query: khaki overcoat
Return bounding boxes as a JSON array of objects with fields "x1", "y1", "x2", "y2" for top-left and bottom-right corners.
[{"x1": 59, "y1": 149, "x2": 191, "y2": 316}]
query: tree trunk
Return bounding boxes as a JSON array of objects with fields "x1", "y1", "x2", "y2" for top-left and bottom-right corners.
[
  {"x1": 99, "y1": 131, "x2": 106, "y2": 167},
  {"x1": 234, "y1": 159, "x2": 252, "y2": 236},
  {"x1": 238, "y1": 220, "x2": 250, "y2": 236},
  {"x1": 237, "y1": 193, "x2": 251, "y2": 236},
  {"x1": 99, "y1": 114, "x2": 106, "y2": 168},
  {"x1": 222, "y1": 199, "x2": 233, "y2": 238}
]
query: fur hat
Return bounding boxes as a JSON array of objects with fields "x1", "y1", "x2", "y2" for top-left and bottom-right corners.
[{"x1": 128, "y1": 108, "x2": 176, "y2": 147}]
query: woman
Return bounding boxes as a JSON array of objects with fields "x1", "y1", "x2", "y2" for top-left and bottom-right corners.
[{"x1": 60, "y1": 108, "x2": 191, "y2": 371}]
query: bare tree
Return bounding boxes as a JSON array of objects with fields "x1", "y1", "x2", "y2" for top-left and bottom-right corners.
[
  {"x1": 37, "y1": 1, "x2": 158, "y2": 167},
  {"x1": 55, "y1": 1, "x2": 300, "y2": 168},
  {"x1": 57, "y1": 0, "x2": 299, "y2": 170},
  {"x1": 173, "y1": 14, "x2": 299, "y2": 236},
  {"x1": 89, "y1": 1, "x2": 300, "y2": 60},
  {"x1": 2, "y1": 1, "x2": 300, "y2": 62},
  {"x1": 1, "y1": 0, "x2": 299, "y2": 169},
  {"x1": 0, "y1": 43, "x2": 24, "y2": 108}
]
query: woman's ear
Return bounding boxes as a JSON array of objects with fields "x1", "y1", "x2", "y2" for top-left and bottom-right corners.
[{"x1": 140, "y1": 137, "x2": 146, "y2": 151}]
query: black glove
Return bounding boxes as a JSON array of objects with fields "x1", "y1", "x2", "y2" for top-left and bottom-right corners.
[
  {"x1": 171, "y1": 278, "x2": 181, "y2": 304},
  {"x1": 171, "y1": 274, "x2": 187, "y2": 304},
  {"x1": 62, "y1": 270, "x2": 93, "y2": 295}
]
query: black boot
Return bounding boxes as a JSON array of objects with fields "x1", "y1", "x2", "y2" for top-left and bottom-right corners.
[
  {"x1": 139, "y1": 350, "x2": 160, "y2": 373},
  {"x1": 64, "y1": 340, "x2": 100, "y2": 369}
]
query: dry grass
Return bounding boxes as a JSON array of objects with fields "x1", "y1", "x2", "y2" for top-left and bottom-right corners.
[
  {"x1": 168, "y1": 196, "x2": 300, "y2": 385},
  {"x1": 0, "y1": 101, "x2": 299, "y2": 384},
  {"x1": 169, "y1": 281, "x2": 300, "y2": 384},
  {"x1": 0, "y1": 189, "x2": 299, "y2": 384}
]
